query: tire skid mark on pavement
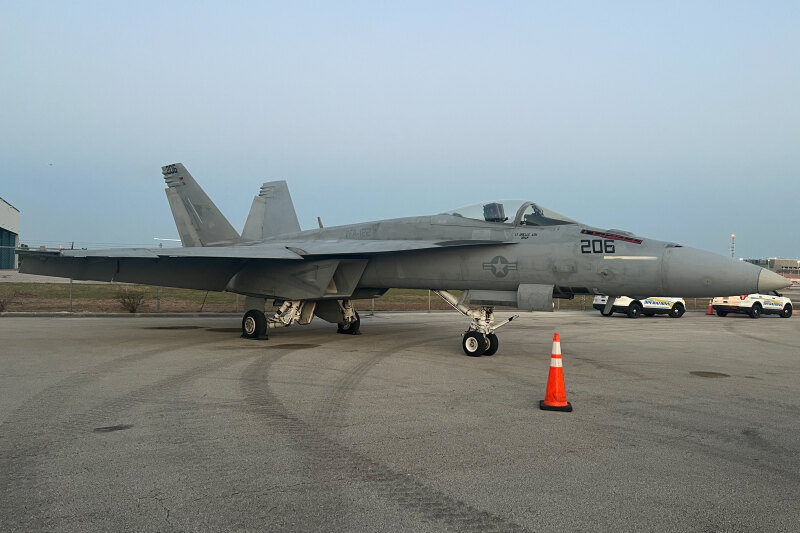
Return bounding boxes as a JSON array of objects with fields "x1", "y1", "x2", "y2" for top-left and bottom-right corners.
[
  {"x1": 127, "y1": 333, "x2": 371, "y2": 531},
  {"x1": 0, "y1": 328, "x2": 408, "y2": 531},
  {"x1": 240, "y1": 350, "x2": 528, "y2": 533},
  {"x1": 599, "y1": 403, "x2": 800, "y2": 482},
  {"x1": 0, "y1": 340, "x2": 264, "y2": 530},
  {"x1": 721, "y1": 321, "x2": 800, "y2": 350},
  {"x1": 0, "y1": 337, "x2": 211, "y2": 426},
  {"x1": 0, "y1": 337, "x2": 216, "y2": 471},
  {"x1": 308, "y1": 327, "x2": 449, "y2": 431}
]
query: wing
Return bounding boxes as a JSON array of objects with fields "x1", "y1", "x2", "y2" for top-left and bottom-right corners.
[
  {"x1": 16, "y1": 244, "x2": 303, "y2": 292},
  {"x1": 17, "y1": 239, "x2": 514, "y2": 297}
]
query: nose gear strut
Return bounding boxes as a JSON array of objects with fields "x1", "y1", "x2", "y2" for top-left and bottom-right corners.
[{"x1": 433, "y1": 290, "x2": 519, "y2": 356}]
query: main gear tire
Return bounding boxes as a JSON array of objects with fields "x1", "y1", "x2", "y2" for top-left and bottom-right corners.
[
  {"x1": 337, "y1": 310, "x2": 361, "y2": 335},
  {"x1": 242, "y1": 309, "x2": 267, "y2": 339}
]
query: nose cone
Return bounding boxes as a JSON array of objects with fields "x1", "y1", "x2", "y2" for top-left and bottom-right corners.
[
  {"x1": 662, "y1": 247, "x2": 763, "y2": 297},
  {"x1": 758, "y1": 269, "x2": 791, "y2": 293}
]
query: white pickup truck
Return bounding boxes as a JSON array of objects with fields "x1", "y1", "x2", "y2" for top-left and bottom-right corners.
[
  {"x1": 593, "y1": 296, "x2": 686, "y2": 319},
  {"x1": 711, "y1": 292, "x2": 792, "y2": 319}
]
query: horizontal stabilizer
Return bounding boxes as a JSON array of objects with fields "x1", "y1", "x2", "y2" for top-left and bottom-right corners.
[
  {"x1": 18, "y1": 244, "x2": 304, "y2": 261},
  {"x1": 17, "y1": 252, "x2": 242, "y2": 290}
]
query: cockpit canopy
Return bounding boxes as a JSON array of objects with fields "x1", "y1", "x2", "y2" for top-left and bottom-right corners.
[{"x1": 443, "y1": 200, "x2": 577, "y2": 226}]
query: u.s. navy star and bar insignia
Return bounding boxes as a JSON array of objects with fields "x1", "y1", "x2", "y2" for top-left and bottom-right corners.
[{"x1": 483, "y1": 256, "x2": 518, "y2": 278}]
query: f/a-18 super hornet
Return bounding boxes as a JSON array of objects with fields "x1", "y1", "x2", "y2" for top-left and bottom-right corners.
[{"x1": 17, "y1": 163, "x2": 790, "y2": 356}]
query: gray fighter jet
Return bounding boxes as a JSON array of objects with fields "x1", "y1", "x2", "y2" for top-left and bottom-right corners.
[{"x1": 17, "y1": 163, "x2": 790, "y2": 356}]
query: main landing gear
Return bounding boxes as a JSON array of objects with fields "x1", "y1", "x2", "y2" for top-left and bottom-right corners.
[
  {"x1": 240, "y1": 298, "x2": 360, "y2": 339},
  {"x1": 433, "y1": 290, "x2": 519, "y2": 357},
  {"x1": 335, "y1": 299, "x2": 361, "y2": 335}
]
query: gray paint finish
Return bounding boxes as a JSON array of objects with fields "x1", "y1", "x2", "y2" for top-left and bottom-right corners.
[{"x1": 16, "y1": 164, "x2": 790, "y2": 304}]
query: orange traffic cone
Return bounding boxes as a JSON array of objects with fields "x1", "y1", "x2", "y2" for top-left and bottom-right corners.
[
  {"x1": 540, "y1": 332, "x2": 573, "y2": 412},
  {"x1": 707, "y1": 299, "x2": 714, "y2": 315}
]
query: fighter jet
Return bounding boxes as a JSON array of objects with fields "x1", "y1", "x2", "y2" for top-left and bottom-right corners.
[{"x1": 17, "y1": 163, "x2": 790, "y2": 356}]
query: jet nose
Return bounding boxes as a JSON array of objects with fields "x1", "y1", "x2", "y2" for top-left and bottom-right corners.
[
  {"x1": 758, "y1": 269, "x2": 791, "y2": 293},
  {"x1": 662, "y1": 246, "x2": 763, "y2": 297}
]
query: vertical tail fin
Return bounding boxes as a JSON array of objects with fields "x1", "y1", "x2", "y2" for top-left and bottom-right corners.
[
  {"x1": 241, "y1": 181, "x2": 301, "y2": 241},
  {"x1": 162, "y1": 163, "x2": 241, "y2": 247}
]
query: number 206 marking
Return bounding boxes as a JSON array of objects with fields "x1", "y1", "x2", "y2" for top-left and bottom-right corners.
[{"x1": 581, "y1": 239, "x2": 615, "y2": 254}]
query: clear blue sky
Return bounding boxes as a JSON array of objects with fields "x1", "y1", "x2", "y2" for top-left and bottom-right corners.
[{"x1": 2, "y1": 2, "x2": 798, "y2": 258}]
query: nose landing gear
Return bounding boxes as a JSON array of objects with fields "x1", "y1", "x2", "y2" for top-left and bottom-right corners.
[{"x1": 434, "y1": 290, "x2": 518, "y2": 357}]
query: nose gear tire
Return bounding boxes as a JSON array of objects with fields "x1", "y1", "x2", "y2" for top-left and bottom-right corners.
[
  {"x1": 483, "y1": 333, "x2": 499, "y2": 356},
  {"x1": 462, "y1": 332, "x2": 488, "y2": 356}
]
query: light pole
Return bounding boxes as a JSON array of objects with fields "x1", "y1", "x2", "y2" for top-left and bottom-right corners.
[{"x1": 730, "y1": 234, "x2": 735, "y2": 258}]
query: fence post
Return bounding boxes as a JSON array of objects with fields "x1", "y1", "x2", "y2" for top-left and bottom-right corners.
[{"x1": 69, "y1": 279, "x2": 73, "y2": 312}]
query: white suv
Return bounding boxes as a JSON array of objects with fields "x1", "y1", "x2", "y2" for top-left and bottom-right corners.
[
  {"x1": 712, "y1": 292, "x2": 792, "y2": 319},
  {"x1": 593, "y1": 296, "x2": 686, "y2": 319}
]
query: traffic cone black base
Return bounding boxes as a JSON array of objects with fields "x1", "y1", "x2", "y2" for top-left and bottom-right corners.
[{"x1": 539, "y1": 400, "x2": 573, "y2": 412}]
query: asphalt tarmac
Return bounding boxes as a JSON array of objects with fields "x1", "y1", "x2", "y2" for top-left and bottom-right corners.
[{"x1": 1, "y1": 310, "x2": 799, "y2": 532}]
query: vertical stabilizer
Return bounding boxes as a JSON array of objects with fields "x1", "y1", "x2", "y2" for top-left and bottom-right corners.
[
  {"x1": 241, "y1": 181, "x2": 301, "y2": 241},
  {"x1": 162, "y1": 163, "x2": 241, "y2": 247}
]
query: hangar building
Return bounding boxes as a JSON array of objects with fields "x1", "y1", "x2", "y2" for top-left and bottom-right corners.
[
  {"x1": 1, "y1": 197, "x2": 20, "y2": 269},
  {"x1": 743, "y1": 257, "x2": 800, "y2": 276}
]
